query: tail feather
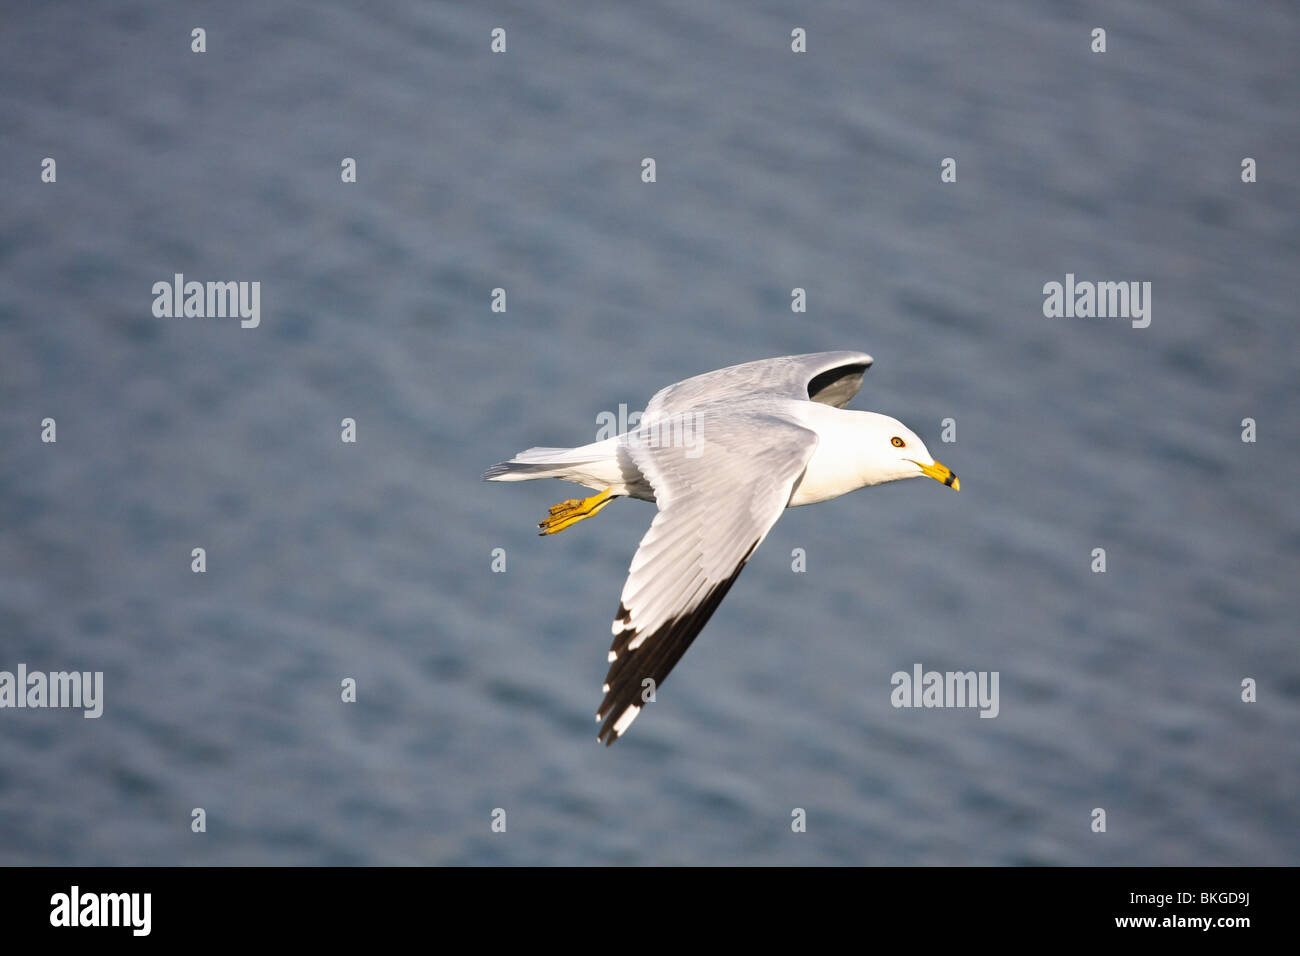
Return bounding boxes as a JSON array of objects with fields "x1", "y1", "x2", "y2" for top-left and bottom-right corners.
[
  {"x1": 483, "y1": 460, "x2": 564, "y2": 481},
  {"x1": 512, "y1": 446, "x2": 583, "y2": 463},
  {"x1": 483, "y1": 445, "x2": 608, "y2": 482}
]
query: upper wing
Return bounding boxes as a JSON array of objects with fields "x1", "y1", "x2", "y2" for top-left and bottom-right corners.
[
  {"x1": 642, "y1": 350, "x2": 873, "y2": 421},
  {"x1": 596, "y1": 413, "x2": 819, "y2": 744}
]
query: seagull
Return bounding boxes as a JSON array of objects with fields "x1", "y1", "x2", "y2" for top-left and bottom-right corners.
[{"x1": 484, "y1": 351, "x2": 959, "y2": 745}]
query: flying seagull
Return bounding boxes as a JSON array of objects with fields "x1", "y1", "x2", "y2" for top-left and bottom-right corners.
[{"x1": 484, "y1": 351, "x2": 959, "y2": 745}]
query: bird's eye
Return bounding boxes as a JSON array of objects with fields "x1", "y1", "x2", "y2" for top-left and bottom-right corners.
[{"x1": 891, "y1": 436, "x2": 905, "y2": 448}]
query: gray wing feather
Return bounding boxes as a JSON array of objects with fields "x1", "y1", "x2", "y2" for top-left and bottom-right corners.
[
  {"x1": 596, "y1": 412, "x2": 819, "y2": 743},
  {"x1": 642, "y1": 350, "x2": 873, "y2": 421}
]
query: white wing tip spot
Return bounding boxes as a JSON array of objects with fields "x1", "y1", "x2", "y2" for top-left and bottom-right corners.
[
  {"x1": 607, "y1": 650, "x2": 617, "y2": 662},
  {"x1": 613, "y1": 704, "x2": 641, "y2": 736}
]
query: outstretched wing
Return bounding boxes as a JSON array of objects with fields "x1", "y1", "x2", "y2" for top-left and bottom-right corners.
[
  {"x1": 642, "y1": 350, "x2": 873, "y2": 422},
  {"x1": 597, "y1": 413, "x2": 819, "y2": 744}
]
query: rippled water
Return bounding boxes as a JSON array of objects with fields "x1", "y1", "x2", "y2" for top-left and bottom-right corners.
[{"x1": 1, "y1": 1, "x2": 1297, "y2": 865}]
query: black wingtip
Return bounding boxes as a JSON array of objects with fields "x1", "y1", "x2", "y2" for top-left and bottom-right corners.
[{"x1": 595, "y1": 538, "x2": 760, "y2": 748}]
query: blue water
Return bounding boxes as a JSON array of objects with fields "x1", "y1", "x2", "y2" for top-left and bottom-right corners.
[{"x1": 1, "y1": 0, "x2": 1297, "y2": 865}]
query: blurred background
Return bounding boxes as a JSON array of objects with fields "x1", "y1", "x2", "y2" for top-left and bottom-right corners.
[{"x1": 0, "y1": 1, "x2": 1296, "y2": 865}]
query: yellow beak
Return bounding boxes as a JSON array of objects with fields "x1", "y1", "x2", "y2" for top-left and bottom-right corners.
[{"x1": 916, "y1": 459, "x2": 960, "y2": 491}]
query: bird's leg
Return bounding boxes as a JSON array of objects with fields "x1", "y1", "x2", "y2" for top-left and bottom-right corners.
[{"x1": 538, "y1": 488, "x2": 616, "y2": 535}]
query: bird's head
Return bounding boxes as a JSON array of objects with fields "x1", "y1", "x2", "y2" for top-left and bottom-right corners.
[{"x1": 862, "y1": 414, "x2": 960, "y2": 491}]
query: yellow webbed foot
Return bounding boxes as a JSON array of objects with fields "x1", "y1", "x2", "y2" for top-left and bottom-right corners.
[{"x1": 538, "y1": 489, "x2": 615, "y2": 535}]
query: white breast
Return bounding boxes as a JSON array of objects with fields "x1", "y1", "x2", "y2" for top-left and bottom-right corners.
[
  {"x1": 785, "y1": 404, "x2": 872, "y2": 507},
  {"x1": 788, "y1": 441, "x2": 863, "y2": 506}
]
